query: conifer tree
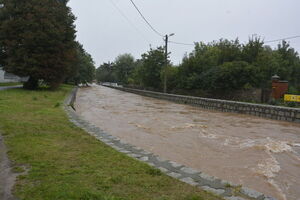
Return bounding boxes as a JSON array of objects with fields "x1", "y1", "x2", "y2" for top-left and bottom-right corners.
[{"x1": 0, "y1": 0, "x2": 77, "y2": 89}]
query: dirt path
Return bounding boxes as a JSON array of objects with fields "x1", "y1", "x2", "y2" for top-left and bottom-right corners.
[
  {"x1": 0, "y1": 86, "x2": 19, "y2": 200},
  {"x1": 0, "y1": 133, "x2": 17, "y2": 200}
]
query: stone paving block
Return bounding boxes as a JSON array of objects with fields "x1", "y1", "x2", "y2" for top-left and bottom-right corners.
[
  {"x1": 140, "y1": 150, "x2": 151, "y2": 155},
  {"x1": 224, "y1": 197, "x2": 247, "y2": 200},
  {"x1": 167, "y1": 172, "x2": 182, "y2": 178},
  {"x1": 133, "y1": 147, "x2": 142, "y2": 151},
  {"x1": 119, "y1": 141, "x2": 128, "y2": 145},
  {"x1": 220, "y1": 180, "x2": 238, "y2": 187},
  {"x1": 241, "y1": 187, "x2": 263, "y2": 198},
  {"x1": 119, "y1": 150, "x2": 131, "y2": 154},
  {"x1": 101, "y1": 139, "x2": 111, "y2": 143},
  {"x1": 147, "y1": 162, "x2": 155, "y2": 167},
  {"x1": 199, "y1": 172, "x2": 216, "y2": 182},
  {"x1": 169, "y1": 161, "x2": 183, "y2": 168},
  {"x1": 139, "y1": 156, "x2": 149, "y2": 162},
  {"x1": 180, "y1": 177, "x2": 199, "y2": 186},
  {"x1": 158, "y1": 167, "x2": 168, "y2": 173},
  {"x1": 113, "y1": 147, "x2": 124, "y2": 151},
  {"x1": 95, "y1": 136, "x2": 103, "y2": 140},
  {"x1": 156, "y1": 156, "x2": 167, "y2": 162},
  {"x1": 180, "y1": 167, "x2": 199, "y2": 174},
  {"x1": 200, "y1": 186, "x2": 225, "y2": 195},
  {"x1": 263, "y1": 196, "x2": 276, "y2": 200},
  {"x1": 128, "y1": 153, "x2": 142, "y2": 158}
]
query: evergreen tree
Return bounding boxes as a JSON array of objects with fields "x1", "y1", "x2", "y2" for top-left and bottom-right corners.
[
  {"x1": 0, "y1": 0, "x2": 77, "y2": 89},
  {"x1": 71, "y1": 43, "x2": 96, "y2": 85}
]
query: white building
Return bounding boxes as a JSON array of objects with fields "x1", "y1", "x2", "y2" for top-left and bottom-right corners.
[{"x1": 0, "y1": 67, "x2": 26, "y2": 83}]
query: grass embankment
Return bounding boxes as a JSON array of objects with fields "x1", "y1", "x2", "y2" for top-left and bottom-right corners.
[
  {"x1": 0, "y1": 82, "x2": 22, "y2": 87},
  {"x1": 0, "y1": 85, "x2": 222, "y2": 200}
]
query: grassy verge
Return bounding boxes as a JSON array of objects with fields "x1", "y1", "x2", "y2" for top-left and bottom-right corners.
[
  {"x1": 0, "y1": 85, "x2": 223, "y2": 200},
  {"x1": 0, "y1": 82, "x2": 22, "y2": 87}
]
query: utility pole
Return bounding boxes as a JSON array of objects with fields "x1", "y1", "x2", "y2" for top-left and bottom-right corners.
[
  {"x1": 164, "y1": 34, "x2": 168, "y2": 93},
  {"x1": 163, "y1": 33, "x2": 174, "y2": 93}
]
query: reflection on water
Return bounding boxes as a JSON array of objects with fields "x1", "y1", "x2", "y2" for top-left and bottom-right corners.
[{"x1": 76, "y1": 86, "x2": 300, "y2": 200}]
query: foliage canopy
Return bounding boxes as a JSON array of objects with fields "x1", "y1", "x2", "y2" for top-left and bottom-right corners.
[{"x1": 0, "y1": 0, "x2": 78, "y2": 89}]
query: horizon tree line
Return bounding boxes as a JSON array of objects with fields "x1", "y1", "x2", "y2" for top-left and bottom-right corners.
[{"x1": 96, "y1": 37, "x2": 300, "y2": 101}]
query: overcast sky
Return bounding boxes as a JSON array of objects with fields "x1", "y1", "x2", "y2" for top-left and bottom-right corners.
[{"x1": 68, "y1": 0, "x2": 300, "y2": 67}]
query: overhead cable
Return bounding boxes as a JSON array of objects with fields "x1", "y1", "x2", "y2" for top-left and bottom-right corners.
[
  {"x1": 264, "y1": 35, "x2": 300, "y2": 43},
  {"x1": 169, "y1": 41, "x2": 194, "y2": 46},
  {"x1": 129, "y1": 0, "x2": 164, "y2": 37},
  {"x1": 109, "y1": 0, "x2": 150, "y2": 43}
]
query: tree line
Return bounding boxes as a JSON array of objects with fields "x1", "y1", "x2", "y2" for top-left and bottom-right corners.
[
  {"x1": 0, "y1": 0, "x2": 95, "y2": 90},
  {"x1": 96, "y1": 38, "x2": 300, "y2": 101}
]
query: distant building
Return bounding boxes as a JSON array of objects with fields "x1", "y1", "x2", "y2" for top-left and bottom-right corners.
[{"x1": 0, "y1": 67, "x2": 27, "y2": 83}]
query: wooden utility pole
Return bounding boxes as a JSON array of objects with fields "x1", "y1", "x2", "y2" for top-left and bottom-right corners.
[{"x1": 164, "y1": 34, "x2": 168, "y2": 93}]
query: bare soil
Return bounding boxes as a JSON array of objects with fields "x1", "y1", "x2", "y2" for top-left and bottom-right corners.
[{"x1": 0, "y1": 133, "x2": 17, "y2": 200}]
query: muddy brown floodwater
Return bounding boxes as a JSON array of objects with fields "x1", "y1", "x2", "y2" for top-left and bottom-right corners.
[{"x1": 76, "y1": 86, "x2": 300, "y2": 200}]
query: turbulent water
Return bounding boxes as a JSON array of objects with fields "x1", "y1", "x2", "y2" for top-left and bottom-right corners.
[{"x1": 76, "y1": 85, "x2": 300, "y2": 200}]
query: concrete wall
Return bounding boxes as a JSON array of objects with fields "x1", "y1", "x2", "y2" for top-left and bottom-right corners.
[{"x1": 106, "y1": 86, "x2": 300, "y2": 123}]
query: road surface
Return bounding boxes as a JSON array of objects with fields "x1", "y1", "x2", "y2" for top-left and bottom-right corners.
[{"x1": 0, "y1": 86, "x2": 22, "y2": 91}]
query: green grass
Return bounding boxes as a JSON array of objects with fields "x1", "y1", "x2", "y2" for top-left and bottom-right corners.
[
  {"x1": 0, "y1": 82, "x2": 22, "y2": 87},
  {"x1": 0, "y1": 85, "x2": 223, "y2": 200}
]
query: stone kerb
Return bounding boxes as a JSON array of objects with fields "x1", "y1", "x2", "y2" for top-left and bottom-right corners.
[
  {"x1": 106, "y1": 86, "x2": 300, "y2": 123},
  {"x1": 64, "y1": 87, "x2": 276, "y2": 200}
]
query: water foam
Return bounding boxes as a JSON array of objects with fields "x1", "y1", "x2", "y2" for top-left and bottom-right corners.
[
  {"x1": 198, "y1": 132, "x2": 218, "y2": 139},
  {"x1": 264, "y1": 139, "x2": 293, "y2": 153},
  {"x1": 256, "y1": 157, "x2": 281, "y2": 178},
  {"x1": 293, "y1": 143, "x2": 300, "y2": 147},
  {"x1": 268, "y1": 179, "x2": 287, "y2": 200},
  {"x1": 239, "y1": 138, "x2": 293, "y2": 154},
  {"x1": 128, "y1": 122, "x2": 150, "y2": 130},
  {"x1": 170, "y1": 123, "x2": 208, "y2": 130}
]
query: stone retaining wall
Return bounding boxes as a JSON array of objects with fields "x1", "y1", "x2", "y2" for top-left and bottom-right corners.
[{"x1": 106, "y1": 86, "x2": 300, "y2": 123}]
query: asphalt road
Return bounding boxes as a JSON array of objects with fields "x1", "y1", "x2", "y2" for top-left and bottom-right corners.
[{"x1": 0, "y1": 86, "x2": 22, "y2": 91}]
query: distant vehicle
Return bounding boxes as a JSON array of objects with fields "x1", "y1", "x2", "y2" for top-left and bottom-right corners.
[{"x1": 101, "y1": 82, "x2": 122, "y2": 87}]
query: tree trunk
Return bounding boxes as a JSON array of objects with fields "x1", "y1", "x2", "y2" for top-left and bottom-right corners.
[{"x1": 23, "y1": 77, "x2": 39, "y2": 90}]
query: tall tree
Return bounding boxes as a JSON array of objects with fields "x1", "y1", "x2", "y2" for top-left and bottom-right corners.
[
  {"x1": 139, "y1": 47, "x2": 166, "y2": 89},
  {"x1": 68, "y1": 43, "x2": 96, "y2": 85},
  {"x1": 96, "y1": 62, "x2": 116, "y2": 83},
  {"x1": 0, "y1": 0, "x2": 77, "y2": 89},
  {"x1": 113, "y1": 54, "x2": 135, "y2": 84}
]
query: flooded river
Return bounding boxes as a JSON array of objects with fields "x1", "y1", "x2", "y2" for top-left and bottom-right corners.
[{"x1": 76, "y1": 85, "x2": 300, "y2": 200}]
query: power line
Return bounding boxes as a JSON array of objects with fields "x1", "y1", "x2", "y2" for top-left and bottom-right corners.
[
  {"x1": 128, "y1": 0, "x2": 196, "y2": 47},
  {"x1": 169, "y1": 35, "x2": 300, "y2": 47},
  {"x1": 129, "y1": 0, "x2": 164, "y2": 37},
  {"x1": 264, "y1": 35, "x2": 300, "y2": 43},
  {"x1": 125, "y1": 0, "x2": 300, "y2": 48},
  {"x1": 109, "y1": 0, "x2": 150, "y2": 43},
  {"x1": 169, "y1": 40, "x2": 194, "y2": 46}
]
